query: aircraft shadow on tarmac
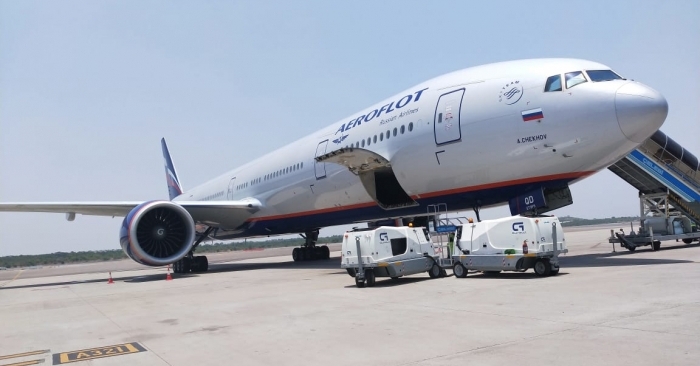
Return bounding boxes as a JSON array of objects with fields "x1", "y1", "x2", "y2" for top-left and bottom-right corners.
[
  {"x1": 561, "y1": 242, "x2": 699, "y2": 268},
  {"x1": 3, "y1": 244, "x2": 697, "y2": 291}
]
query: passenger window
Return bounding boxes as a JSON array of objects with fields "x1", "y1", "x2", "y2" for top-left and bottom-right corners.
[
  {"x1": 386, "y1": 130, "x2": 391, "y2": 139},
  {"x1": 393, "y1": 128, "x2": 397, "y2": 137},
  {"x1": 373, "y1": 135, "x2": 377, "y2": 143},
  {"x1": 380, "y1": 133, "x2": 384, "y2": 141},
  {"x1": 400, "y1": 125, "x2": 405, "y2": 134},
  {"x1": 408, "y1": 122, "x2": 414, "y2": 132},
  {"x1": 565, "y1": 71, "x2": 587, "y2": 89},
  {"x1": 544, "y1": 75, "x2": 562, "y2": 92},
  {"x1": 361, "y1": 140, "x2": 365, "y2": 147}
]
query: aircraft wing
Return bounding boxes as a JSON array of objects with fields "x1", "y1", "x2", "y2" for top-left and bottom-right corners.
[{"x1": 0, "y1": 199, "x2": 262, "y2": 228}]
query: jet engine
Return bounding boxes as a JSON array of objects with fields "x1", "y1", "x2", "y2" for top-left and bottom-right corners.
[{"x1": 119, "y1": 201, "x2": 196, "y2": 266}]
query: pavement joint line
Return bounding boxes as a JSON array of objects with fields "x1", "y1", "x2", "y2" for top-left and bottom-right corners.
[
  {"x1": 0, "y1": 350, "x2": 49, "y2": 361},
  {"x1": 65, "y1": 287, "x2": 173, "y2": 366},
  {"x1": 0, "y1": 270, "x2": 24, "y2": 288},
  {"x1": 401, "y1": 325, "x2": 584, "y2": 365}
]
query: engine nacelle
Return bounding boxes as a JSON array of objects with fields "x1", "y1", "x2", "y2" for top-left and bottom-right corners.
[{"x1": 119, "y1": 200, "x2": 196, "y2": 266}]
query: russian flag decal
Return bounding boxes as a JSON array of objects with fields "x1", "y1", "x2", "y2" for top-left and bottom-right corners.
[{"x1": 521, "y1": 108, "x2": 544, "y2": 122}]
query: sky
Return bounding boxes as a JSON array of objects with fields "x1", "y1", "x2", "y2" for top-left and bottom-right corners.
[{"x1": 1, "y1": 0, "x2": 699, "y2": 256}]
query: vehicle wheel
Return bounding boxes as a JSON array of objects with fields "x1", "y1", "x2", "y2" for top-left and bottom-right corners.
[
  {"x1": 453, "y1": 263, "x2": 467, "y2": 278},
  {"x1": 292, "y1": 248, "x2": 301, "y2": 262},
  {"x1": 682, "y1": 238, "x2": 693, "y2": 244},
  {"x1": 652, "y1": 241, "x2": 661, "y2": 251},
  {"x1": 355, "y1": 277, "x2": 365, "y2": 288},
  {"x1": 365, "y1": 270, "x2": 376, "y2": 287},
  {"x1": 346, "y1": 268, "x2": 356, "y2": 277},
  {"x1": 534, "y1": 259, "x2": 551, "y2": 277},
  {"x1": 428, "y1": 264, "x2": 441, "y2": 278},
  {"x1": 322, "y1": 245, "x2": 330, "y2": 259},
  {"x1": 550, "y1": 268, "x2": 560, "y2": 275}
]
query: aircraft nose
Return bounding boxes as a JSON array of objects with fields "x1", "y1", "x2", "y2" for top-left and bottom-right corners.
[{"x1": 615, "y1": 82, "x2": 668, "y2": 143}]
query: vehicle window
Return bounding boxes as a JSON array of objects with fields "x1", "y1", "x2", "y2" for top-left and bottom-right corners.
[
  {"x1": 544, "y1": 75, "x2": 562, "y2": 92},
  {"x1": 565, "y1": 71, "x2": 587, "y2": 89},
  {"x1": 586, "y1": 70, "x2": 623, "y2": 82}
]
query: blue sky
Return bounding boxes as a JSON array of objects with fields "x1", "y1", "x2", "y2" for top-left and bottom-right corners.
[{"x1": 1, "y1": 0, "x2": 699, "y2": 255}]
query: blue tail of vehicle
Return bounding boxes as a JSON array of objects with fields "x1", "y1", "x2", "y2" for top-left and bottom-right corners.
[{"x1": 161, "y1": 138, "x2": 184, "y2": 200}]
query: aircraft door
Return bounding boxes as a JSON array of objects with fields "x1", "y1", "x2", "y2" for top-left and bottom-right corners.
[
  {"x1": 434, "y1": 88, "x2": 465, "y2": 145},
  {"x1": 227, "y1": 177, "x2": 236, "y2": 199},
  {"x1": 314, "y1": 140, "x2": 329, "y2": 179}
]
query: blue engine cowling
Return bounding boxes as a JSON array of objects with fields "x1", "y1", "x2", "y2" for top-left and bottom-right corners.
[{"x1": 119, "y1": 200, "x2": 196, "y2": 266}]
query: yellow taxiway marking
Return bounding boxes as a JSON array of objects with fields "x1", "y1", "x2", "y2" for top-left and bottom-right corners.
[
  {"x1": 0, "y1": 349, "x2": 48, "y2": 361},
  {"x1": 52, "y1": 342, "x2": 146, "y2": 364},
  {"x1": 0, "y1": 269, "x2": 24, "y2": 288},
  {"x1": 1, "y1": 359, "x2": 45, "y2": 366}
]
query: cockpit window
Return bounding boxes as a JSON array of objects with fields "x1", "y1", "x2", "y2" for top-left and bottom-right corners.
[
  {"x1": 585, "y1": 70, "x2": 623, "y2": 82},
  {"x1": 544, "y1": 75, "x2": 562, "y2": 92},
  {"x1": 565, "y1": 71, "x2": 587, "y2": 89}
]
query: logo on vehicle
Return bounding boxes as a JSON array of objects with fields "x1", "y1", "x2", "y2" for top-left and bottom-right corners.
[
  {"x1": 379, "y1": 232, "x2": 388, "y2": 242},
  {"x1": 511, "y1": 222, "x2": 525, "y2": 233},
  {"x1": 499, "y1": 81, "x2": 523, "y2": 105}
]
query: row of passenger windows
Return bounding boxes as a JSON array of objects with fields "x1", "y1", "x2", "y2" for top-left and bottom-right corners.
[
  {"x1": 203, "y1": 191, "x2": 224, "y2": 201},
  {"x1": 343, "y1": 122, "x2": 414, "y2": 149},
  {"x1": 544, "y1": 69, "x2": 622, "y2": 92},
  {"x1": 236, "y1": 162, "x2": 305, "y2": 191}
]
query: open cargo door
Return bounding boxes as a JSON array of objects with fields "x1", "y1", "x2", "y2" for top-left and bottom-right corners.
[{"x1": 315, "y1": 148, "x2": 418, "y2": 210}]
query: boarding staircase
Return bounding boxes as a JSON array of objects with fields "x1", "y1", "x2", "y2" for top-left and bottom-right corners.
[{"x1": 608, "y1": 130, "x2": 700, "y2": 227}]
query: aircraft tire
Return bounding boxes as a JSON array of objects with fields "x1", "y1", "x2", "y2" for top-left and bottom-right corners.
[
  {"x1": 682, "y1": 238, "x2": 693, "y2": 244},
  {"x1": 197, "y1": 256, "x2": 208, "y2": 272},
  {"x1": 292, "y1": 248, "x2": 301, "y2": 262},
  {"x1": 652, "y1": 241, "x2": 661, "y2": 251},
  {"x1": 322, "y1": 245, "x2": 330, "y2": 259}
]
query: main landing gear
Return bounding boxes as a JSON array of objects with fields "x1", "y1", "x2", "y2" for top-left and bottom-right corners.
[
  {"x1": 292, "y1": 229, "x2": 330, "y2": 261},
  {"x1": 173, "y1": 227, "x2": 213, "y2": 274}
]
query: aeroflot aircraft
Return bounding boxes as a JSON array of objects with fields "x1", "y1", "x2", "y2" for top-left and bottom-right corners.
[{"x1": 0, "y1": 59, "x2": 668, "y2": 273}]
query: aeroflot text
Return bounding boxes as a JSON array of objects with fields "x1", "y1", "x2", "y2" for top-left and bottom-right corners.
[{"x1": 335, "y1": 88, "x2": 428, "y2": 135}]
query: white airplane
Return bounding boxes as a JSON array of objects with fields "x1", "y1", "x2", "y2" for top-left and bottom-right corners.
[{"x1": 0, "y1": 58, "x2": 668, "y2": 273}]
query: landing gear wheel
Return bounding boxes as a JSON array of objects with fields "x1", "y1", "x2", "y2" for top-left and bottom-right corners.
[
  {"x1": 682, "y1": 238, "x2": 693, "y2": 244},
  {"x1": 428, "y1": 264, "x2": 441, "y2": 278},
  {"x1": 365, "y1": 270, "x2": 376, "y2": 287},
  {"x1": 652, "y1": 241, "x2": 661, "y2": 251},
  {"x1": 173, "y1": 260, "x2": 181, "y2": 274},
  {"x1": 196, "y1": 256, "x2": 208, "y2": 272},
  {"x1": 453, "y1": 263, "x2": 467, "y2": 278},
  {"x1": 292, "y1": 248, "x2": 301, "y2": 262},
  {"x1": 321, "y1": 245, "x2": 330, "y2": 259},
  {"x1": 346, "y1": 268, "x2": 356, "y2": 277},
  {"x1": 534, "y1": 259, "x2": 551, "y2": 277},
  {"x1": 355, "y1": 277, "x2": 365, "y2": 288},
  {"x1": 302, "y1": 248, "x2": 311, "y2": 261}
]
